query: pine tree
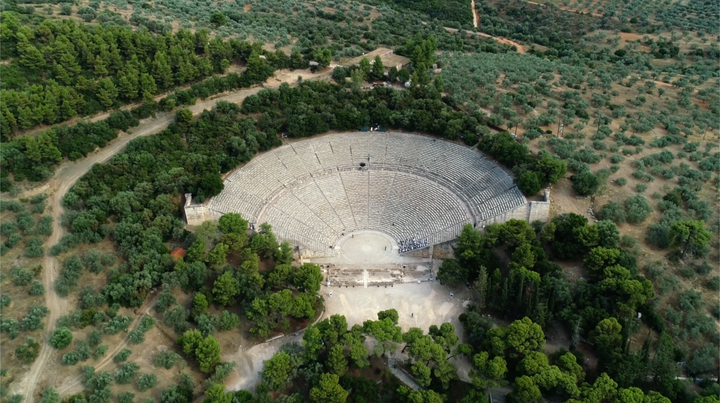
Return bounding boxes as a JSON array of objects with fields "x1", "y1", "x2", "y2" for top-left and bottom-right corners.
[
  {"x1": 97, "y1": 78, "x2": 118, "y2": 109},
  {"x1": 58, "y1": 50, "x2": 81, "y2": 77},
  {"x1": 500, "y1": 279, "x2": 510, "y2": 316},
  {"x1": 58, "y1": 88, "x2": 79, "y2": 120},
  {"x1": 140, "y1": 73, "x2": 157, "y2": 103},
  {"x1": 473, "y1": 266, "x2": 488, "y2": 311},
  {"x1": 54, "y1": 64, "x2": 72, "y2": 85},
  {"x1": 17, "y1": 34, "x2": 46, "y2": 72},
  {"x1": 37, "y1": 133, "x2": 61, "y2": 163},
  {"x1": 117, "y1": 73, "x2": 136, "y2": 101},
  {"x1": 196, "y1": 335, "x2": 221, "y2": 373},
  {"x1": 153, "y1": 51, "x2": 174, "y2": 90},
  {"x1": 17, "y1": 106, "x2": 35, "y2": 130},
  {"x1": 94, "y1": 55, "x2": 108, "y2": 77},
  {"x1": 40, "y1": 87, "x2": 59, "y2": 124},
  {"x1": 359, "y1": 57, "x2": 370, "y2": 78},
  {"x1": 327, "y1": 344, "x2": 348, "y2": 376},
  {"x1": 1, "y1": 104, "x2": 17, "y2": 133},
  {"x1": 371, "y1": 55, "x2": 384, "y2": 80},
  {"x1": 20, "y1": 136, "x2": 42, "y2": 162}
]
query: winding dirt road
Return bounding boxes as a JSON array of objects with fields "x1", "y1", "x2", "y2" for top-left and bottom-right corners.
[
  {"x1": 467, "y1": 0, "x2": 526, "y2": 53},
  {"x1": 16, "y1": 68, "x2": 333, "y2": 403},
  {"x1": 444, "y1": 26, "x2": 527, "y2": 54},
  {"x1": 471, "y1": 0, "x2": 480, "y2": 28}
]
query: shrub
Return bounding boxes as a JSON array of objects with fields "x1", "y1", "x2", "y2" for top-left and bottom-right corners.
[
  {"x1": 102, "y1": 315, "x2": 131, "y2": 335},
  {"x1": 624, "y1": 195, "x2": 652, "y2": 223},
  {"x1": 88, "y1": 330, "x2": 102, "y2": 347},
  {"x1": 5, "y1": 233, "x2": 22, "y2": 250},
  {"x1": 1, "y1": 221, "x2": 19, "y2": 236},
  {"x1": 571, "y1": 171, "x2": 599, "y2": 196},
  {"x1": 62, "y1": 351, "x2": 82, "y2": 366},
  {"x1": 695, "y1": 261, "x2": 713, "y2": 276},
  {"x1": 658, "y1": 275, "x2": 681, "y2": 293},
  {"x1": 598, "y1": 202, "x2": 626, "y2": 224},
  {"x1": 82, "y1": 250, "x2": 103, "y2": 274},
  {"x1": 635, "y1": 183, "x2": 647, "y2": 193},
  {"x1": 19, "y1": 305, "x2": 49, "y2": 331},
  {"x1": 50, "y1": 234, "x2": 80, "y2": 256},
  {"x1": 17, "y1": 212, "x2": 35, "y2": 232},
  {"x1": 100, "y1": 253, "x2": 116, "y2": 267},
  {"x1": 115, "y1": 362, "x2": 140, "y2": 384},
  {"x1": 711, "y1": 303, "x2": 720, "y2": 320},
  {"x1": 1, "y1": 318, "x2": 19, "y2": 339},
  {"x1": 683, "y1": 142, "x2": 700, "y2": 152},
  {"x1": 35, "y1": 216, "x2": 53, "y2": 237},
  {"x1": 705, "y1": 276, "x2": 720, "y2": 292},
  {"x1": 196, "y1": 314, "x2": 217, "y2": 337},
  {"x1": 24, "y1": 237, "x2": 45, "y2": 258},
  {"x1": 615, "y1": 178, "x2": 627, "y2": 186},
  {"x1": 0, "y1": 201, "x2": 23, "y2": 213},
  {"x1": 78, "y1": 286, "x2": 105, "y2": 310},
  {"x1": 137, "y1": 373, "x2": 158, "y2": 392},
  {"x1": 644, "y1": 260, "x2": 666, "y2": 280},
  {"x1": 113, "y1": 348, "x2": 132, "y2": 364},
  {"x1": 11, "y1": 266, "x2": 34, "y2": 286},
  {"x1": 687, "y1": 345, "x2": 718, "y2": 376},
  {"x1": 207, "y1": 362, "x2": 236, "y2": 384},
  {"x1": 118, "y1": 392, "x2": 135, "y2": 403},
  {"x1": 154, "y1": 350, "x2": 181, "y2": 369},
  {"x1": 218, "y1": 310, "x2": 240, "y2": 331},
  {"x1": 155, "y1": 289, "x2": 177, "y2": 313},
  {"x1": 38, "y1": 387, "x2": 60, "y2": 403},
  {"x1": 127, "y1": 330, "x2": 145, "y2": 345},
  {"x1": 50, "y1": 327, "x2": 74, "y2": 349},
  {"x1": 55, "y1": 255, "x2": 84, "y2": 296},
  {"x1": 15, "y1": 337, "x2": 40, "y2": 364},
  {"x1": 163, "y1": 305, "x2": 190, "y2": 334},
  {"x1": 94, "y1": 345, "x2": 109, "y2": 359},
  {"x1": 517, "y1": 170, "x2": 542, "y2": 196},
  {"x1": 28, "y1": 280, "x2": 45, "y2": 296},
  {"x1": 677, "y1": 266, "x2": 696, "y2": 279},
  {"x1": 137, "y1": 316, "x2": 156, "y2": 332}
]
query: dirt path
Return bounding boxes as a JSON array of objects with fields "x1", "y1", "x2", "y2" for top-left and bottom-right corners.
[
  {"x1": 471, "y1": 0, "x2": 479, "y2": 28},
  {"x1": 443, "y1": 26, "x2": 526, "y2": 54},
  {"x1": 56, "y1": 294, "x2": 160, "y2": 397},
  {"x1": 15, "y1": 67, "x2": 333, "y2": 403}
]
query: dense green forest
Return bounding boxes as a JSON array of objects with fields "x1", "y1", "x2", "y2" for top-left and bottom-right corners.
[
  {"x1": 0, "y1": 11, "x2": 303, "y2": 136},
  {"x1": 215, "y1": 311, "x2": 705, "y2": 403}
]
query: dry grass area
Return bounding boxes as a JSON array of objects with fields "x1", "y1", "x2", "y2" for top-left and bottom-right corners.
[{"x1": 0, "y1": 198, "x2": 53, "y2": 391}]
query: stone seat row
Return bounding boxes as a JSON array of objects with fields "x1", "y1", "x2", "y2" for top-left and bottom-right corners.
[{"x1": 209, "y1": 132, "x2": 527, "y2": 254}]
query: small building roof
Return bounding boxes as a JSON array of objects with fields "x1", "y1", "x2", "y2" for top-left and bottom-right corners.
[{"x1": 170, "y1": 248, "x2": 187, "y2": 261}]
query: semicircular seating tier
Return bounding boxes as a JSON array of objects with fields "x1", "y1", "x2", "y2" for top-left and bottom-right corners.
[{"x1": 207, "y1": 132, "x2": 526, "y2": 255}]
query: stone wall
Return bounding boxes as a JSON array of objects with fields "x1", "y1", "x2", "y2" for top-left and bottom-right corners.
[
  {"x1": 183, "y1": 193, "x2": 221, "y2": 226},
  {"x1": 477, "y1": 189, "x2": 550, "y2": 228}
]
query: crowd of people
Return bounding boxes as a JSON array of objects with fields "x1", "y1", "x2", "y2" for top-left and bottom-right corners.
[{"x1": 398, "y1": 237, "x2": 429, "y2": 253}]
